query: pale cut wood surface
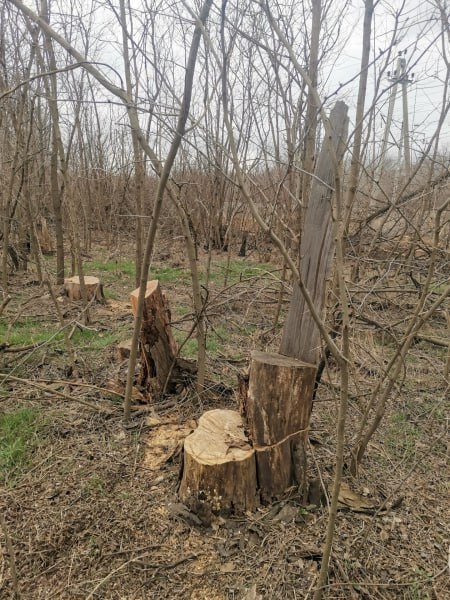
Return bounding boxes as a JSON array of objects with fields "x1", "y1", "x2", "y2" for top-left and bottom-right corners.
[
  {"x1": 64, "y1": 276, "x2": 104, "y2": 302},
  {"x1": 179, "y1": 409, "x2": 257, "y2": 514}
]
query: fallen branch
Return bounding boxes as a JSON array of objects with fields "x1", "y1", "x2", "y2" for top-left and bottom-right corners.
[
  {"x1": 85, "y1": 552, "x2": 197, "y2": 599},
  {"x1": 25, "y1": 377, "x2": 126, "y2": 399},
  {"x1": 0, "y1": 374, "x2": 115, "y2": 413},
  {"x1": 0, "y1": 509, "x2": 20, "y2": 599},
  {"x1": 413, "y1": 333, "x2": 448, "y2": 348},
  {"x1": 0, "y1": 341, "x2": 47, "y2": 354},
  {"x1": 0, "y1": 294, "x2": 11, "y2": 317}
]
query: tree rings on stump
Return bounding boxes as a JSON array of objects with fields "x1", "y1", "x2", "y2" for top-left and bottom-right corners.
[
  {"x1": 64, "y1": 276, "x2": 104, "y2": 302},
  {"x1": 179, "y1": 409, "x2": 257, "y2": 517}
]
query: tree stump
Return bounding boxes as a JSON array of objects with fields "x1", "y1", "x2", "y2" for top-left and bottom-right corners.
[
  {"x1": 116, "y1": 339, "x2": 133, "y2": 361},
  {"x1": 64, "y1": 276, "x2": 104, "y2": 302},
  {"x1": 242, "y1": 351, "x2": 316, "y2": 502},
  {"x1": 179, "y1": 409, "x2": 257, "y2": 517},
  {"x1": 130, "y1": 280, "x2": 196, "y2": 394}
]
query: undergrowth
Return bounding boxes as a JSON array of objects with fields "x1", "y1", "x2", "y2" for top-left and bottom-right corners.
[{"x1": 0, "y1": 407, "x2": 42, "y2": 484}]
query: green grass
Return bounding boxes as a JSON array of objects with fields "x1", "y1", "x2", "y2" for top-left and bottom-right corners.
[
  {"x1": 173, "y1": 331, "x2": 197, "y2": 359},
  {"x1": 0, "y1": 318, "x2": 62, "y2": 347},
  {"x1": 71, "y1": 328, "x2": 124, "y2": 351},
  {"x1": 173, "y1": 324, "x2": 232, "y2": 359},
  {"x1": 104, "y1": 288, "x2": 119, "y2": 300},
  {"x1": 86, "y1": 259, "x2": 190, "y2": 287},
  {"x1": 386, "y1": 411, "x2": 421, "y2": 462},
  {"x1": 84, "y1": 474, "x2": 106, "y2": 496},
  {"x1": 87, "y1": 259, "x2": 135, "y2": 276},
  {"x1": 0, "y1": 408, "x2": 41, "y2": 483},
  {"x1": 151, "y1": 265, "x2": 190, "y2": 284},
  {"x1": 207, "y1": 259, "x2": 272, "y2": 285}
]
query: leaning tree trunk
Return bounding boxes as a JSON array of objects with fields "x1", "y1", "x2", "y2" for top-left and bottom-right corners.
[
  {"x1": 280, "y1": 101, "x2": 349, "y2": 364},
  {"x1": 244, "y1": 102, "x2": 349, "y2": 502}
]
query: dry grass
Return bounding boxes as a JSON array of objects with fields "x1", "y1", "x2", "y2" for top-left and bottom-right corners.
[{"x1": 0, "y1": 230, "x2": 448, "y2": 599}]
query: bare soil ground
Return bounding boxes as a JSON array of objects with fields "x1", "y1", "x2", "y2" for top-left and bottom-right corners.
[{"x1": 0, "y1": 233, "x2": 448, "y2": 599}]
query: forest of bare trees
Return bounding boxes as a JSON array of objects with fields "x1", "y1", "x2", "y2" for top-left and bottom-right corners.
[{"x1": 1, "y1": 0, "x2": 449, "y2": 598}]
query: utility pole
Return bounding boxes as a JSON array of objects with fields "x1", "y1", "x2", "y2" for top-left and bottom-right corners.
[
  {"x1": 378, "y1": 54, "x2": 402, "y2": 172},
  {"x1": 400, "y1": 55, "x2": 414, "y2": 176},
  {"x1": 379, "y1": 51, "x2": 414, "y2": 177}
]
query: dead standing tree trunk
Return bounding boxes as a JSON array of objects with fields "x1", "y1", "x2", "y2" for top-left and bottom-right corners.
[
  {"x1": 242, "y1": 101, "x2": 349, "y2": 501},
  {"x1": 180, "y1": 102, "x2": 349, "y2": 514},
  {"x1": 280, "y1": 101, "x2": 349, "y2": 364}
]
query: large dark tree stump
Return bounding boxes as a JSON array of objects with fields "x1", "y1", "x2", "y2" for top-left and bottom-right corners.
[
  {"x1": 179, "y1": 409, "x2": 258, "y2": 516},
  {"x1": 242, "y1": 351, "x2": 316, "y2": 502},
  {"x1": 130, "y1": 280, "x2": 195, "y2": 395},
  {"x1": 64, "y1": 276, "x2": 104, "y2": 302}
]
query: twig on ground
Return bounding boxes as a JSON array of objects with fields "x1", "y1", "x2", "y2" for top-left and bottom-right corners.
[
  {"x1": 0, "y1": 509, "x2": 20, "y2": 599},
  {"x1": 0, "y1": 294, "x2": 12, "y2": 317},
  {"x1": 85, "y1": 552, "x2": 197, "y2": 599},
  {"x1": 0, "y1": 374, "x2": 115, "y2": 413}
]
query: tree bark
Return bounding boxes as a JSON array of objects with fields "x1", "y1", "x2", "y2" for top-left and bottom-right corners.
[
  {"x1": 179, "y1": 409, "x2": 257, "y2": 517},
  {"x1": 280, "y1": 101, "x2": 349, "y2": 364},
  {"x1": 300, "y1": 0, "x2": 322, "y2": 218},
  {"x1": 40, "y1": 0, "x2": 66, "y2": 284},
  {"x1": 130, "y1": 280, "x2": 196, "y2": 395},
  {"x1": 242, "y1": 351, "x2": 316, "y2": 502}
]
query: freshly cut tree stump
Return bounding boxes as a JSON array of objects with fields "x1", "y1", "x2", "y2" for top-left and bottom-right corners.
[
  {"x1": 116, "y1": 339, "x2": 133, "y2": 361},
  {"x1": 64, "y1": 276, "x2": 104, "y2": 302},
  {"x1": 179, "y1": 409, "x2": 257, "y2": 517},
  {"x1": 130, "y1": 281, "x2": 195, "y2": 394},
  {"x1": 242, "y1": 351, "x2": 316, "y2": 502}
]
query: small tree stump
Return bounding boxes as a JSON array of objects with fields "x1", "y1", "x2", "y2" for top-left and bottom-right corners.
[
  {"x1": 179, "y1": 409, "x2": 257, "y2": 516},
  {"x1": 242, "y1": 351, "x2": 316, "y2": 502},
  {"x1": 64, "y1": 276, "x2": 104, "y2": 302},
  {"x1": 116, "y1": 339, "x2": 133, "y2": 361},
  {"x1": 130, "y1": 280, "x2": 196, "y2": 394}
]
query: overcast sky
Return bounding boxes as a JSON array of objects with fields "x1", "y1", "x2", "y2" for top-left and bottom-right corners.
[
  {"x1": 27, "y1": 0, "x2": 449, "y2": 164},
  {"x1": 326, "y1": 0, "x2": 449, "y2": 159}
]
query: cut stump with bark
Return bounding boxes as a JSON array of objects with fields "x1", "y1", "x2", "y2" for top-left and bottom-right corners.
[
  {"x1": 243, "y1": 351, "x2": 316, "y2": 502},
  {"x1": 130, "y1": 280, "x2": 196, "y2": 395},
  {"x1": 179, "y1": 409, "x2": 258, "y2": 517},
  {"x1": 64, "y1": 276, "x2": 104, "y2": 302},
  {"x1": 116, "y1": 339, "x2": 133, "y2": 361}
]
